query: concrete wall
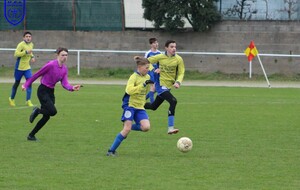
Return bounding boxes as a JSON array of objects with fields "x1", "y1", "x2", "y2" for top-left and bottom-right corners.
[{"x1": 1, "y1": 20, "x2": 300, "y2": 75}]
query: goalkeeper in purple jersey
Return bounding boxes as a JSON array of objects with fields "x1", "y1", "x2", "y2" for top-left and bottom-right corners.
[
  {"x1": 144, "y1": 38, "x2": 161, "y2": 103},
  {"x1": 22, "y1": 47, "x2": 81, "y2": 141}
]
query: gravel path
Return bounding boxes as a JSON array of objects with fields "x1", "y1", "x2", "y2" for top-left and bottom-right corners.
[{"x1": 1, "y1": 78, "x2": 300, "y2": 88}]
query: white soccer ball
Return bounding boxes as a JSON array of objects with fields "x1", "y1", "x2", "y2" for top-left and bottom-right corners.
[{"x1": 177, "y1": 137, "x2": 193, "y2": 153}]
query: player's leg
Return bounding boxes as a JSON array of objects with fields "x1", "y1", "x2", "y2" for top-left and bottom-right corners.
[
  {"x1": 28, "y1": 85, "x2": 57, "y2": 141},
  {"x1": 135, "y1": 109, "x2": 150, "y2": 132},
  {"x1": 107, "y1": 108, "x2": 134, "y2": 156},
  {"x1": 148, "y1": 84, "x2": 155, "y2": 103},
  {"x1": 159, "y1": 91, "x2": 178, "y2": 134},
  {"x1": 139, "y1": 119, "x2": 150, "y2": 132},
  {"x1": 27, "y1": 115, "x2": 50, "y2": 141},
  {"x1": 144, "y1": 94, "x2": 164, "y2": 110},
  {"x1": 107, "y1": 121, "x2": 132, "y2": 156},
  {"x1": 30, "y1": 85, "x2": 57, "y2": 122},
  {"x1": 24, "y1": 69, "x2": 33, "y2": 106},
  {"x1": 9, "y1": 70, "x2": 23, "y2": 106}
]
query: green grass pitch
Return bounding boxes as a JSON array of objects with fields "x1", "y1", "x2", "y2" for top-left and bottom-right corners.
[{"x1": 0, "y1": 83, "x2": 299, "y2": 189}]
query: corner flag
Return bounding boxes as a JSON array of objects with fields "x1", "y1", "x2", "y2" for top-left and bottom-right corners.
[
  {"x1": 244, "y1": 41, "x2": 271, "y2": 87},
  {"x1": 244, "y1": 41, "x2": 258, "y2": 61}
]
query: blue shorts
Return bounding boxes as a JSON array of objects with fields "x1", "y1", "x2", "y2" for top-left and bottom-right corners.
[
  {"x1": 14, "y1": 69, "x2": 32, "y2": 81},
  {"x1": 155, "y1": 84, "x2": 170, "y2": 95},
  {"x1": 121, "y1": 107, "x2": 149, "y2": 123}
]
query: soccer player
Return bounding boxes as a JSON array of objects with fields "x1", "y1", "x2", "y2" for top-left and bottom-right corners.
[
  {"x1": 144, "y1": 38, "x2": 161, "y2": 103},
  {"x1": 9, "y1": 31, "x2": 36, "y2": 107},
  {"x1": 145, "y1": 40, "x2": 185, "y2": 134},
  {"x1": 22, "y1": 47, "x2": 81, "y2": 141},
  {"x1": 106, "y1": 56, "x2": 154, "y2": 156}
]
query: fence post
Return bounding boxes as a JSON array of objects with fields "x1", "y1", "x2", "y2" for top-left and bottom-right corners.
[{"x1": 77, "y1": 51, "x2": 80, "y2": 75}]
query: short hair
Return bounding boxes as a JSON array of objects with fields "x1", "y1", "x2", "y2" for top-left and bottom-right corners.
[
  {"x1": 149, "y1": 38, "x2": 157, "y2": 44},
  {"x1": 134, "y1": 56, "x2": 149, "y2": 66},
  {"x1": 165, "y1": 40, "x2": 176, "y2": 47},
  {"x1": 23, "y1": 31, "x2": 32, "y2": 37},
  {"x1": 56, "y1": 47, "x2": 68, "y2": 55}
]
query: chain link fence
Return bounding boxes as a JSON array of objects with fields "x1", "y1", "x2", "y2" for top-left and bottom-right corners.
[
  {"x1": 0, "y1": 0, "x2": 123, "y2": 31},
  {"x1": 0, "y1": 0, "x2": 299, "y2": 31}
]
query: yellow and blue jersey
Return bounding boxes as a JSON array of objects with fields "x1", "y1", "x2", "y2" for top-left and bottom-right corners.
[
  {"x1": 148, "y1": 52, "x2": 185, "y2": 89},
  {"x1": 122, "y1": 71, "x2": 151, "y2": 110},
  {"x1": 14, "y1": 41, "x2": 34, "y2": 71}
]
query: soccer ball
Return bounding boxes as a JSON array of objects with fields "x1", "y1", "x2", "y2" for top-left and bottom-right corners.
[{"x1": 177, "y1": 137, "x2": 193, "y2": 153}]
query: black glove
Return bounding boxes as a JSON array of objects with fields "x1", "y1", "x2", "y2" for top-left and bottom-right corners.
[{"x1": 145, "y1": 80, "x2": 154, "y2": 85}]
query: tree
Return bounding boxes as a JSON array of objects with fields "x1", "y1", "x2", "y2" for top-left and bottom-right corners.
[
  {"x1": 223, "y1": 0, "x2": 257, "y2": 20},
  {"x1": 142, "y1": 0, "x2": 221, "y2": 32},
  {"x1": 280, "y1": 0, "x2": 298, "y2": 20},
  {"x1": 263, "y1": 0, "x2": 269, "y2": 20}
]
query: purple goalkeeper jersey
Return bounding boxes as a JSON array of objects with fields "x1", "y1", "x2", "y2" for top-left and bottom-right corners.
[{"x1": 24, "y1": 59, "x2": 73, "y2": 91}]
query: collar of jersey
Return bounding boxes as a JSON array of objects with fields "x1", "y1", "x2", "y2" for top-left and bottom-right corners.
[
  {"x1": 164, "y1": 51, "x2": 175, "y2": 57},
  {"x1": 135, "y1": 70, "x2": 142, "y2": 76}
]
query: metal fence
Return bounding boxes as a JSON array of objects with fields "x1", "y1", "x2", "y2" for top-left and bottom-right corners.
[
  {"x1": 0, "y1": 0, "x2": 123, "y2": 31},
  {"x1": 1, "y1": 48, "x2": 300, "y2": 75}
]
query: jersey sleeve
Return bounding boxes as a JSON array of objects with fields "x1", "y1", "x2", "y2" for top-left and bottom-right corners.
[
  {"x1": 147, "y1": 54, "x2": 160, "y2": 64},
  {"x1": 23, "y1": 62, "x2": 50, "y2": 88},
  {"x1": 14, "y1": 43, "x2": 26, "y2": 57},
  {"x1": 30, "y1": 43, "x2": 35, "y2": 58},
  {"x1": 147, "y1": 54, "x2": 161, "y2": 71},
  {"x1": 176, "y1": 56, "x2": 185, "y2": 84},
  {"x1": 60, "y1": 67, "x2": 74, "y2": 91},
  {"x1": 125, "y1": 74, "x2": 145, "y2": 95}
]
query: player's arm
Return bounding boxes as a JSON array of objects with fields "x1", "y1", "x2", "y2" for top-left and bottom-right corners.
[
  {"x1": 30, "y1": 44, "x2": 35, "y2": 62},
  {"x1": 61, "y1": 69, "x2": 75, "y2": 91},
  {"x1": 175, "y1": 57, "x2": 185, "y2": 86},
  {"x1": 22, "y1": 63, "x2": 50, "y2": 90},
  {"x1": 148, "y1": 54, "x2": 162, "y2": 71},
  {"x1": 14, "y1": 43, "x2": 27, "y2": 57},
  {"x1": 147, "y1": 54, "x2": 160, "y2": 64}
]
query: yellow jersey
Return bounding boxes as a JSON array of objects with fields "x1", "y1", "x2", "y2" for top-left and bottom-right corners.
[
  {"x1": 122, "y1": 72, "x2": 151, "y2": 110},
  {"x1": 148, "y1": 53, "x2": 185, "y2": 88},
  {"x1": 14, "y1": 41, "x2": 34, "y2": 70}
]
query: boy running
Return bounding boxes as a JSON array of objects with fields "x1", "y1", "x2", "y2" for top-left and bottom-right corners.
[
  {"x1": 106, "y1": 56, "x2": 153, "y2": 156},
  {"x1": 9, "y1": 31, "x2": 35, "y2": 107},
  {"x1": 144, "y1": 37, "x2": 161, "y2": 103},
  {"x1": 22, "y1": 47, "x2": 81, "y2": 141},
  {"x1": 145, "y1": 40, "x2": 185, "y2": 134}
]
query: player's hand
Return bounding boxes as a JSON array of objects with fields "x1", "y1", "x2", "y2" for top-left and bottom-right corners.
[
  {"x1": 31, "y1": 57, "x2": 36, "y2": 63},
  {"x1": 26, "y1": 49, "x2": 32, "y2": 54},
  {"x1": 145, "y1": 80, "x2": 154, "y2": 85},
  {"x1": 173, "y1": 82, "x2": 180, "y2": 89},
  {"x1": 154, "y1": 68, "x2": 160, "y2": 74},
  {"x1": 22, "y1": 84, "x2": 26, "y2": 91},
  {"x1": 73, "y1": 84, "x2": 81, "y2": 91}
]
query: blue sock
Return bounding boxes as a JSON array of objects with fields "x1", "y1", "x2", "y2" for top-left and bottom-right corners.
[
  {"x1": 11, "y1": 87, "x2": 17, "y2": 99},
  {"x1": 168, "y1": 115, "x2": 174, "y2": 127},
  {"x1": 26, "y1": 86, "x2": 32, "y2": 101},
  {"x1": 109, "y1": 133, "x2": 125, "y2": 152},
  {"x1": 131, "y1": 123, "x2": 141, "y2": 131},
  {"x1": 146, "y1": 93, "x2": 150, "y2": 100},
  {"x1": 149, "y1": 91, "x2": 154, "y2": 103}
]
